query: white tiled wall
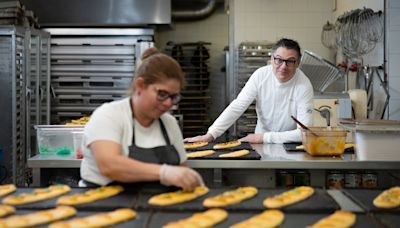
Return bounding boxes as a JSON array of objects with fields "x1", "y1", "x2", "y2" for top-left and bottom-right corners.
[
  {"x1": 387, "y1": 0, "x2": 400, "y2": 119},
  {"x1": 155, "y1": 6, "x2": 229, "y2": 121},
  {"x1": 232, "y1": 0, "x2": 335, "y2": 61}
]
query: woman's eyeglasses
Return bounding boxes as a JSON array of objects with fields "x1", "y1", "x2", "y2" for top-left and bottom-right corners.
[
  {"x1": 153, "y1": 87, "x2": 182, "y2": 104},
  {"x1": 273, "y1": 55, "x2": 297, "y2": 67}
]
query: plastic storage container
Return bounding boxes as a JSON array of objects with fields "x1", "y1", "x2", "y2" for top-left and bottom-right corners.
[
  {"x1": 339, "y1": 120, "x2": 400, "y2": 161},
  {"x1": 301, "y1": 127, "x2": 347, "y2": 156},
  {"x1": 73, "y1": 131, "x2": 84, "y2": 159},
  {"x1": 35, "y1": 125, "x2": 84, "y2": 157}
]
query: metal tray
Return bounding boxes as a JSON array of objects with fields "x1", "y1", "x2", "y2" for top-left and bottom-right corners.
[
  {"x1": 149, "y1": 211, "x2": 380, "y2": 228},
  {"x1": 374, "y1": 213, "x2": 400, "y2": 228},
  {"x1": 134, "y1": 188, "x2": 339, "y2": 213},
  {"x1": 342, "y1": 189, "x2": 400, "y2": 213},
  {"x1": 8, "y1": 209, "x2": 150, "y2": 228},
  {"x1": 187, "y1": 149, "x2": 261, "y2": 160},
  {"x1": 185, "y1": 142, "x2": 253, "y2": 152},
  {"x1": 1, "y1": 187, "x2": 136, "y2": 211}
]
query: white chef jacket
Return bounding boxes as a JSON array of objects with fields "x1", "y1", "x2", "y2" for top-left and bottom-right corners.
[{"x1": 208, "y1": 65, "x2": 314, "y2": 143}]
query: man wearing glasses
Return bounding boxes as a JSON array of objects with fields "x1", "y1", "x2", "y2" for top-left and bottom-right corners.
[{"x1": 185, "y1": 38, "x2": 313, "y2": 144}]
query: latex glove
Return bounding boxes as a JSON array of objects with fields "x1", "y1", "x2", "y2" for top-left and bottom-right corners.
[
  {"x1": 159, "y1": 164, "x2": 204, "y2": 191},
  {"x1": 183, "y1": 133, "x2": 214, "y2": 143},
  {"x1": 239, "y1": 133, "x2": 264, "y2": 144}
]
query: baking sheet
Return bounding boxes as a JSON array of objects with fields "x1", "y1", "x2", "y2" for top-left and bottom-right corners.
[
  {"x1": 134, "y1": 188, "x2": 339, "y2": 213},
  {"x1": 1, "y1": 187, "x2": 137, "y2": 211},
  {"x1": 186, "y1": 149, "x2": 261, "y2": 160},
  {"x1": 342, "y1": 189, "x2": 400, "y2": 213},
  {"x1": 374, "y1": 213, "x2": 400, "y2": 228},
  {"x1": 149, "y1": 211, "x2": 381, "y2": 228},
  {"x1": 185, "y1": 142, "x2": 253, "y2": 151},
  {"x1": 6, "y1": 209, "x2": 150, "y2": 228},
  {"x1": 283, "y1": 142, "x2": 354, "y2": 153}
]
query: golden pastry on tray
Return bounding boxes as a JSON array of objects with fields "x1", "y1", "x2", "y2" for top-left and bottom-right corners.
[
  {"x1": 213, "y1": 140, "x2": 241, "y2": 149},
  {"x1": 57, "y1": 185, "x2": 124, "y2": 205},
  {"x1": 203, "y1": 186, "x2": 258, "y2": 207},
  {"x1": 184, "y1": 142, "x2": 209, "y2": 149},
  {"x1": 2, "y1": 185, "x2": 71, "y2": 205},
  {"x1": 149, "y1": 186, "x2": 209, "y2": 206},
  {"x1": 163, "y1": 208, "x2": 228, "y2": 228},
  {"x1": 231, "y1": 209, "x2": 285, "y2": 228},
  {"x1": 308, "y1": 211, "x2": 356, "y2": 228},
  {"x1": 373, "y1": 186, "x2": 400, "y2": 209},
  {"x1": 263, "y1": 186, "x2": 314, "y2": 208}
]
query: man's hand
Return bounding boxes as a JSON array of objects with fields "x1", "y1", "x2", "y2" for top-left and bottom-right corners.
[
  {"x1": 183, "y1": 133, "x2": 214, "y2": 143},
  {"x1": 239, "y1": 133, "x2": 264, "y2": 144}
]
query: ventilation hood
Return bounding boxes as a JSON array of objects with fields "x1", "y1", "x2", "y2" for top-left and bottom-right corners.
[{"x1": 21, "y1": 0, "x2": 171, "y2": 27}]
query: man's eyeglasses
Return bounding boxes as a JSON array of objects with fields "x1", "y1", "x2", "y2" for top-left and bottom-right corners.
[
  {"x1": 154, "y1": 87, "x2": 182, "y2": 104},
  {"x1": 273, "y1": 55, "x2": 297, "y2": 67}
]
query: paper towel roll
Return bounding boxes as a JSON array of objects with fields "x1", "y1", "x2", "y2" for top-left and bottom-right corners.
[{"x1": 347, "y1": 89, "x2": 367, "y2": 119}]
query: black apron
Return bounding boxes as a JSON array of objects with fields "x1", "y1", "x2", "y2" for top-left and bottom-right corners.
[{"x1": 83, "y1": 99, "x2": 180, "y2": 191}]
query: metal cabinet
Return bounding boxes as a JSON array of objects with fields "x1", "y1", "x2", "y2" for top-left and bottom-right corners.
[
  {"x1": 0, "y1": 25, "x2": 50, "y2": 185},
  {"x1": 45, "y1": 28, "x2": 154, "y2": 124}
]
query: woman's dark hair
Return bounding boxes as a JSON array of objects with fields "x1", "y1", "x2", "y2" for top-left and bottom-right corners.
[
  {"x1": 272, "y1": 38, "x2": 302, "y2": 60},
  {"x1": 129, "y1": 47, "x2": 185, "y2": 95}
]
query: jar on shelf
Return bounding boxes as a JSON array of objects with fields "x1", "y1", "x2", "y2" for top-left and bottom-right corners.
[
  {"x1": 362, "y1": 172, "x2": 378, "y2": 188},
  {"x1": 345, "y1": 171, "x2": 361, "y2": 188},
  {"x1": 327, "y1": 170, "x2": 344, "y2": 189},
  {"x1": 276, "y1": 170, "x2": 293, "y2": 187}
]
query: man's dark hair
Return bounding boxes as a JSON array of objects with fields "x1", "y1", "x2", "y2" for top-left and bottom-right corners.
[{"x1": 272, "y1": 38, "x2": 302, "y2": 59}]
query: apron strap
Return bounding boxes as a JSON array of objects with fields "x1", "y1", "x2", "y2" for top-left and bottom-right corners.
[{"x1": 129, "y1": 98, "x2": 172, "y2": 145}]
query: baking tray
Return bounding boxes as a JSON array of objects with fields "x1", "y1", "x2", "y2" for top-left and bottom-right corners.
[
  {"x1": 0, "y1": 187, "x2": 137, "y2": 211},
  {"x1": 283, "y1": 142, "x2": 354, "y2": 153},
  {"x1": 6, "y1": 209, "x2": 150, "y2": 228},
  {"x1": 149, "y1": 211, "x2": 381, "y2": 228},
  {"x1": 185, "y1": 142, "x2": 253, "y2": 151},
  {"x1": 374, "y1": 213, "x2": 400, "y2": 228},
  {"x1": 342, "y1": 189, "x2": 400, "y2": 213},
  {"x1": 186, "y1": 149, "x2": 261, "y2": 160},
  {"x1": 134, "y1": 188, "x2": 339, "y2": 213}
]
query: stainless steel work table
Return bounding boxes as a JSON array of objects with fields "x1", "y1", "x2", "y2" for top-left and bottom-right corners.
[{"x1": 27, "y1": 144, "x2": 400, "y2": 186}]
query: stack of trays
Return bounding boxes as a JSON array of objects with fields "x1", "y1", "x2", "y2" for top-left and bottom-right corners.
[{"x1": 49, "y1": 34, "x2": 153, "y2": 123}]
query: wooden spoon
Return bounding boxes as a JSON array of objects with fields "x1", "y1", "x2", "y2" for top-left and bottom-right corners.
[{"x1": 291, "y1": 115, "x2": 318, "y2": 137}]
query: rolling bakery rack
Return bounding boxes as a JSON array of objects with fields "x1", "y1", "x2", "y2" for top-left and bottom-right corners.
[
  {"x1": 165, "y1": 41, "x2": 211, "y2": 137},
  {"x1": 233, "y1": 41, "x2": 273, "y2": 137}
]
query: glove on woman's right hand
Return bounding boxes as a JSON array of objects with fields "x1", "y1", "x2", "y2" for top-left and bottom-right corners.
[{"x1": 159, "y1": 164, "x2": 204, "y2": 191}]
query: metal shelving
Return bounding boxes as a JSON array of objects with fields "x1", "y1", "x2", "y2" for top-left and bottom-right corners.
[
  {"x1": 165, "y1": 42, "x2": 211, "y2": 138},
  {"x1": 233, "y1": 41, "x2": 273, "y2": 137},
  {"x1": 0, "y1": 25, "x2": 51, "y2": 185},
  {"x1": 46, "y1": 28, "x2": 154, "y2": 124}
]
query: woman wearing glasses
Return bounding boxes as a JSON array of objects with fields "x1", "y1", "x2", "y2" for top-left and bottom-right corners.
[
  {"x1": 185, "y1": 38, "x2": 314, "y2": 144},
  {"x1": 80, "y1": 47, "x2": 203, "y2": 190}
]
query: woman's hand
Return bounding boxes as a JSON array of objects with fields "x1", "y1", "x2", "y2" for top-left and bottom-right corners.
[
  {"x1": 239, "y1": 133, "x2": 264, "y2": 144},
  {"x1": 159, "y1": 164, "x2": 204, "y2": 191},
  {"x1": 183, "y1": 133, "x2": 214, "y2": 143}
]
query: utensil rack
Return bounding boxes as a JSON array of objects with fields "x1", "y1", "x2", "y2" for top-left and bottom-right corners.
[{"x1": 299, "y1": 50, "x2": 345, "y2": 93}]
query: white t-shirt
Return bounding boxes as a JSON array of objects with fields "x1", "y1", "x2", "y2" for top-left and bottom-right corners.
[
  {"x1": 80, "y1": 97, "x2": 187, "y2": 185},
  {"x1": 208, "y1": 65, "x2": 314, "y2": 143}
]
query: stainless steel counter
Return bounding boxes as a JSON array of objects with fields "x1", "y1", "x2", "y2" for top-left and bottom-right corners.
[
  {"x1": 27, "y1": 144, "x2": 400, "y2": 187},
  {"x1": 28, "y1": 144, "x2": 400, "y2": 169}
]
